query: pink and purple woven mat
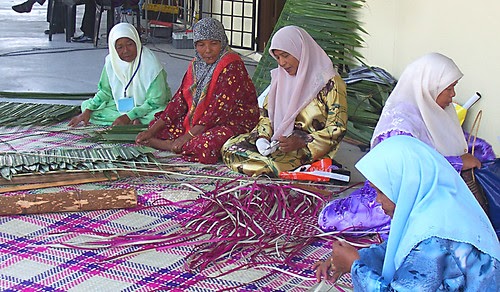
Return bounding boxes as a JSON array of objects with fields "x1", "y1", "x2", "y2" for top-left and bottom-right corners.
[{"x1": 0, "y1": 122, "x2": 370, "y2": 291}]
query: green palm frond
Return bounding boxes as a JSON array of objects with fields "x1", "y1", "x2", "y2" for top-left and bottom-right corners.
[
  {"x1": 0, "y1": 102, "x2": 80, "y2": 126},
  {"x1": 0, "y1": 91, "x2": 94, "y2": 100},
  {"x1": 0, "y1": 146, "x2": 156, "y2": 180},
  {"x1": 345, "y1": 76, "x2": 394, "y2": 146}
]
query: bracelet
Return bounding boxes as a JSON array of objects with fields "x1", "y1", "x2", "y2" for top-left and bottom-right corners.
[{"x1": 187, "y1": 130, "x2": 195, "y2": 138}]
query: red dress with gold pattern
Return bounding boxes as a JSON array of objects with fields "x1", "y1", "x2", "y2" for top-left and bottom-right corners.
[{"x1": 150, "y1": 52, "x2": 259, "y2": 164}]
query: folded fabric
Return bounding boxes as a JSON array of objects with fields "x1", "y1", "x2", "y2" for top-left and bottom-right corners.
[
  {"x1": 256, "y1": 138, "x2": 271, "y2": 156},
  {"x1": 318, "y1": 181, "x2": 391, "y2": 238}
]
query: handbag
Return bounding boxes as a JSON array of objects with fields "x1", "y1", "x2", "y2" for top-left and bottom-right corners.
[
  {"x1": 475, "y1": 158, "x2": 500, "y2": 236},
  {"x1": 460, "y1": 110, "x2": 489, "y2": 213}
]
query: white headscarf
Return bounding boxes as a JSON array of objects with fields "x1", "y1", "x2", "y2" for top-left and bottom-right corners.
[
  {"x1": 267, "y1": 26, "x2": 338, "y2": 140},
  {"x1": 105, "y1": 23, "x2": 164, "y2": 110},
  {"x1": 356, "y1": 135, "x2": 499, "y2": 281},
  {"x1": 371, "y1": 53, "x2": 468, "y2": 156}
]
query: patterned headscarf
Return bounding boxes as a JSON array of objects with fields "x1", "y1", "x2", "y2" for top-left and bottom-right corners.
[
  {"x1": 371, "y1": 53, "x2": 467, "y2": 156},
  {"x1": 356, "y1": 135, "x2": 499, "y2": 281},
  {"x1": 267, "y1": 26, "x2": 338, "y2": 140},
  {"x1": 191, "y1": 18, "x2": 230, "y2": 104}
]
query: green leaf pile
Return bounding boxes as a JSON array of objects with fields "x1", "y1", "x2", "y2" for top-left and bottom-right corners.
[
  {"x1": 0, "y1": 102, "x2": 80, "y2": 126},
  {"x1": 0, "y1": 146, "x2": 156, "y2": 180}
]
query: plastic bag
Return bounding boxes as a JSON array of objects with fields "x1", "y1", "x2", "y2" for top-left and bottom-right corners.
[
  {"x1": 475, "y1": 158, "x2": 500, "y2": 237},
  {"x1": 279, "y1": 158, "x2": 350, "y2": 183}
]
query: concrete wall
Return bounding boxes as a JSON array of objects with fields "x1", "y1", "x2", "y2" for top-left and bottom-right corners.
[{"x1": 358, "y1": 0, "x2": 500, "y2": 155}]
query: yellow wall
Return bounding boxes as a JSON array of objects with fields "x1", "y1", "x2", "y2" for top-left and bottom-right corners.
[{"x1": 359, "y1": 0, "x2": 500, "y2": 155}]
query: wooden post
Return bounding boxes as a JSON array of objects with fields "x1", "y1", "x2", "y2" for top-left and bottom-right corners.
[{"x1": 0, "y1": 188, "x2": 137, "y2": 215}]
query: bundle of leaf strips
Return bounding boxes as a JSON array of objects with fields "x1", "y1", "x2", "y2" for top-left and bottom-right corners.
[
  {"x1": 83, "y1": 125, "x2": 148, "y2": 143},
  {"x1": 50, "y1": 181, "x2": 354, "y2": 275},
  {"x1": 0, "y1": 101, "x2": 80, "y2": 126},
  {"x1": 0, "y1": 146, "x2": 154, "y2": 180},
  {"x1": 180, "y1": 181, "x2": 328, "y2": 272}
]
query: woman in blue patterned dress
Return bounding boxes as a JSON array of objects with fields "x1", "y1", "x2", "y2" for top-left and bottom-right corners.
[{"x1": 313, "y1": 136, "x2": 499, "y2": 291}]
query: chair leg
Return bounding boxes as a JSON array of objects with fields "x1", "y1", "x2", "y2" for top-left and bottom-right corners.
[
  {"x1": 135, "y1": 8, "x2": 141, "y2": 35},
  {"x1": 48, "y1": 0, "x2": 56, "y2": 41},
  {"x1": 94, "y1": 5, "x2": 103, "y2": 47},
  {"x1": 107, "y1": 6, "x2": 115, "y2": 37}
]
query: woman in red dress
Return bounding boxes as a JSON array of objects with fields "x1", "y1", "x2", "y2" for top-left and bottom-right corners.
[{"x1": 135, "y1": 18, "x2": 259, "y2": 164}]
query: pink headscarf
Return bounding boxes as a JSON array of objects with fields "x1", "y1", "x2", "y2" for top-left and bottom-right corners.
[{"x1": 267, "y1": 26, "x2": 338, "y2": 140}]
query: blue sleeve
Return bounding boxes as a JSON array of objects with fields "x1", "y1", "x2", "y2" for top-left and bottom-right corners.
[
  {"x1": 351, "y1": 241, "x2": 390, "y2": 292},
  {"x1": 352, "y1": 237, "x2": 498, "y2": 291}
]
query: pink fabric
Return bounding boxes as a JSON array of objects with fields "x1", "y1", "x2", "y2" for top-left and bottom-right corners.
[{"x1": 267, "y1": 26, "x2": 338, "y2": 140}]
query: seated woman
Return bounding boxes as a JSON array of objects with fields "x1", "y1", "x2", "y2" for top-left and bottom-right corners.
[
  {"x1": 69, "y1": 23, "x2": 171, "y2": 127},
  {"x1": 313, "y1": 135, "x2": 499, "y2": 291},
  {"x1": 135, "y1": 18, "x2": 259, "y2": 164},
  {"x1": 318, "y1": 53, "x2": 495, "y2": 233},
  {"x1": 221, "y1": 26, "x2": 348, "y2": 177}
]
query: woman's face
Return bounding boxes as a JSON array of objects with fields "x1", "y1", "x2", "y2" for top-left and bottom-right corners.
[
  {"x1": 273, "y1": 49, "x2": 299, "y2": 76},
  {"x1": 436, "y1": 81, "x2": 458, "y2": 109},
  {"x1": 195, "y1": 40, "x2": 223, "y2": 64},
  {"x1": 115, "y1": 37, "x2": 137, "y2": 63},
  {"x1": 370, "y1": 183, "x2": 396, "y2": 218}
]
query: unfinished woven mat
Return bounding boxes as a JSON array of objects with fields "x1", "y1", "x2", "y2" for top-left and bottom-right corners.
[
  {"x1": 0, "y1": 121, "x2": 379, "y2": 291},
  {"x1": 43, "y1": 180, "x2": 380, "y2": 290}
]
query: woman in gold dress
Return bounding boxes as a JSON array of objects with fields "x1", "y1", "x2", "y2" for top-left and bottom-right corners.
[{"x1": 221, "y1": 26, "x2": 348, "y2": 176}]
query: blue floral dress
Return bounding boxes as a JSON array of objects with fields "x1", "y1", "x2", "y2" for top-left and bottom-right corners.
[{"x1": 351, "y1": 236, "x2": 499, "y2": 291}]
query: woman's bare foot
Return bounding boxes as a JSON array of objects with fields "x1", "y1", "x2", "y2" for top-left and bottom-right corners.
[{"x1": 147, "y1": 138, "x2": 174, "y2": 151}]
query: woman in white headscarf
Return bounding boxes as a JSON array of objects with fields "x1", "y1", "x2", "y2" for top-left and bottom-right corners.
[
  {"x1": 221, "y1": 26, "x2": 348, "y2": 176},
  {"x1": 318, "y1": 53, "x2": 492, "y2": 235},
  {"x1": 371, "y1": 52, "x2": 479, "y2": 169},
  {"x1": 69, "y1": 23, "x2": 171, "y2": 127},
  {"x1": 313, "y1": 135, "x2": 499, "y2": 291}
]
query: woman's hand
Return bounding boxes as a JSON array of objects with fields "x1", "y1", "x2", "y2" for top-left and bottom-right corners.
[
  {"x1": 461, "y1": 153, "x2": 481, "y2": 170},
  {"x1": 136, "y1": 130, "x2": 154, "y2": 145},
  {"x1": 278, "y1": 134, "x2": 306, "y2": 152},
  {"x1": 112, "y1": 114, "x2": 132, "y2": 127},
  {"x1": 170, "y1": 134, "x2": 191, "y2": 153},
  {"x1": 331, "y1": 240, "x2": 360, "y2": 275},
  {"x1": 312, "y1": 240, "x2": 360, "y2": 283},
  {"x1": 312, "y1": 257, "x2": 340, "y2": 283},
  {"x1": 68, "y1": 109, "x2": 92, "y2": 127}
]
